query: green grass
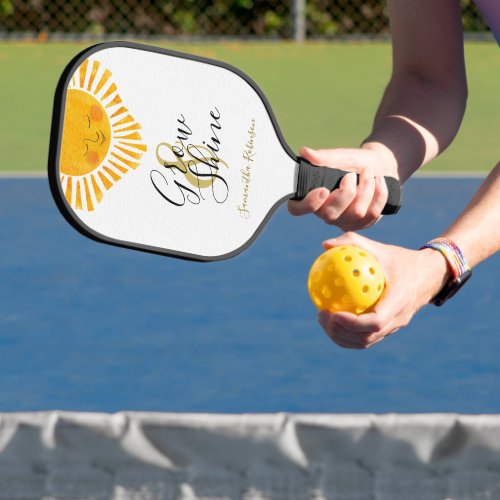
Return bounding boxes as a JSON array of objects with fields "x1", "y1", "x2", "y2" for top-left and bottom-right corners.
[{"x1": 0, "y1": 40, "x2": 497, "y2": 172}]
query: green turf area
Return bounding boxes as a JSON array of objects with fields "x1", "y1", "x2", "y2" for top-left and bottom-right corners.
[{"x1": 0, "y1": 41, "x2": 497, "y2": 172}]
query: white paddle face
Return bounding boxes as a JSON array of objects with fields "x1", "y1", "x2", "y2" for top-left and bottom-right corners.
[{"x1": 49, "y1": 42, "x2": 297, "y2": 261}]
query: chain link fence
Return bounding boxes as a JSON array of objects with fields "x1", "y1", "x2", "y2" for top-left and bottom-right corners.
[{"x1": 0, "y1": 0, "x2": 491, "y2": 40}]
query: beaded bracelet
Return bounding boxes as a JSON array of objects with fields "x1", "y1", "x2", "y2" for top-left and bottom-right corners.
[
  {"x1": 420, "y1": 237, "x2": 472, "y2": 306},
  {"x1": 421, "y1": 238, "x2": 470, "y2": 278}
]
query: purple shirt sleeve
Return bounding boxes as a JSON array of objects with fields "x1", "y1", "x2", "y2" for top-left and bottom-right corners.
[{"x1": 473, "y1": 0, "x2": 500, "y2": 45}]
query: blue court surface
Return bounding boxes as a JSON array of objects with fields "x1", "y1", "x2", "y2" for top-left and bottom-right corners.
[{"x1": 0, "y1": 176, "x2": 498, "y2": 413}]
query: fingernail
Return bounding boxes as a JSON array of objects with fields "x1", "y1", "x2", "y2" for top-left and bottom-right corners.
[
  {"x1": 318, "y1": 310, "x2": 329, "y2": 324},
  {"x1": 319, "y1": 188, "x2": 329, "y2": 201}
]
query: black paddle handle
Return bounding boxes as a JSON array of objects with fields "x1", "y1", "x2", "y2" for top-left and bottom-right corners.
[{"x1": 293, "y1": 157, "x2": 402, "y2": 215}]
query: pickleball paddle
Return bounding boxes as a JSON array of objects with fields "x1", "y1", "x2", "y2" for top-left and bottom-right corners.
[{"x1": 48, "y1": 41, "x2": 401, "y2": 261}]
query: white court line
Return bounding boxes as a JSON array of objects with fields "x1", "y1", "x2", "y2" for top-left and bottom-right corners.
[
  {"x1": 0, "y1": 171, "x2": 47, "y2": 178},
  {"x1": 414, "y1": 170, "x2": 487, "y2": 178},
  {"x1": 0, "y1": 170, "x2": 489, "y2": 179}
]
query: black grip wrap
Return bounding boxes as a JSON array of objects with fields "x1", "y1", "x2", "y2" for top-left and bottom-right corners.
[{"x1": 293, "y1": 157, "x2": 402, "y2": 215}]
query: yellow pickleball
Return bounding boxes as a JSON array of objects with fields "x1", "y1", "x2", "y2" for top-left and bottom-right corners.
[{"x1": 308, "y1": 245, "x2": 385, "y2": 314}]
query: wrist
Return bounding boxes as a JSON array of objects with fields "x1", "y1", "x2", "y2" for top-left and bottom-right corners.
[
  {"x1": 361, "y1": 141, "x2": 399, "y2": 178},
  {"x1": 417, "y1": 248, "x2": 453, "y2": 304}
]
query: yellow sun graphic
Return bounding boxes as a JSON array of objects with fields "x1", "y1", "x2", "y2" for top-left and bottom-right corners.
[{"x1": 59, "y1": 58, "x2": 147, "y2": 211}]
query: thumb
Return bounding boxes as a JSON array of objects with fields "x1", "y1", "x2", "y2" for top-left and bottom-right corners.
[
  {"x1": 322, "y1": 231, "x2": 369, "y2": 250},
  {"x1": 321, "y1": 233, "x2": 389, "y2": 273},
  {"x1": 299, "y1": 147, "x2": 365, "y2": 170},
  {"x1": 298, "y1": 146, "x2": 322, "y2": 164}
]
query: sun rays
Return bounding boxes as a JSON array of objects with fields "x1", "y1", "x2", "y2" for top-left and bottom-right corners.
[{"x1": 59, "y1": 58, "x2": 147, "y2": 211}]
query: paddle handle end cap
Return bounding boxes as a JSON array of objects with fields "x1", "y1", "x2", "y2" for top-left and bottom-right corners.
[{"x1": 293, "y1": 157, "x2": 402, "y2": 215}]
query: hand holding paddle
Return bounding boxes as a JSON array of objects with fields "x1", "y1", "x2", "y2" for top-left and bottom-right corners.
[{"x1": 289, "y1": 146, "x2": 400, "y2": 231}]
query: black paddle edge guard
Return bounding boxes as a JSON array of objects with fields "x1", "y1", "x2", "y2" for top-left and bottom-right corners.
[{"x1": 293, "y1": 158, "x2": 402, "y2": 215}]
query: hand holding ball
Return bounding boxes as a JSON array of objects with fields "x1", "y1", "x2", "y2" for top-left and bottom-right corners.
[{"x1": 308, "y1": 245, "x2": 385, "y2": 314}]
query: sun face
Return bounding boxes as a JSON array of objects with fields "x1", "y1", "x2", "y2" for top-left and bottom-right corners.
[
  {"x1": 59, "y1": 58, "x2": 147, "y2": 211},
  {"x1": 61, "y1": 90, "x2": 112, "y2": 177}
]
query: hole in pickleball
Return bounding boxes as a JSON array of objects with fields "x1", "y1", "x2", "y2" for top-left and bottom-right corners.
[
  {"x1": 356, "y1": 306, "x2": 366, "y2": 314},
  {"x1": 342, "y1": 295, "x2": 351, "y2": 304},
  {"x1": 378, "y1": 284, "x2": 382, "y2": 291},
  {"x1": 352, "y1": 269, "x2": 360, "y2": 277},
  {"x1": 333, "y1": 303, "x2": 342, "y2": 311},
  {"x1": 359, "y1": 252, "x2": 366, "y2": 257},
  {"x1": 327, "y1": 264, "x2": 335, "y2": 272},
  {"x1": 322, "y1": 286, "x2": 332, "y2": 299},
  {"x1": 344, "y1": 256, "x2": 352, "y2": 262},
  {"x1": 313, "y1": 271, "x2": 321, "y2": 282},
  {"x1": 362, "y1": 285, "x2": 369, "y2": 293},
  {"x1": 369, "y1": 267, "x2": 375, "y2": 275},
  {"x1": 334, "y1": 277, "x2": 344, "y2": 286}
]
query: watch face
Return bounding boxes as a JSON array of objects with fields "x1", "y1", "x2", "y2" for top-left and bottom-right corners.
[{"x1": 432, "y1": 269, "x2": 472, "y2": 306}]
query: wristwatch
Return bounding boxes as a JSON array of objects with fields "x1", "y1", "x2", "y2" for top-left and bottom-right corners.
[{"x1": 421, "y1": 238, "x2": 472, "y2": 306}]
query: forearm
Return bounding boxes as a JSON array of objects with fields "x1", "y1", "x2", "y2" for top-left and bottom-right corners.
[
  {"x1": 441, "y1": 162, "x2": 500, "y2": 267},
  {"x1": 361, "y1": 0, "x2": 467, "y2": 183},
  {"x1": 418, "y1": 162, "x2": 500, "y2": 303},
  {"x1": 362, "y1": 73, "x2": 467, "y2": 182}
]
